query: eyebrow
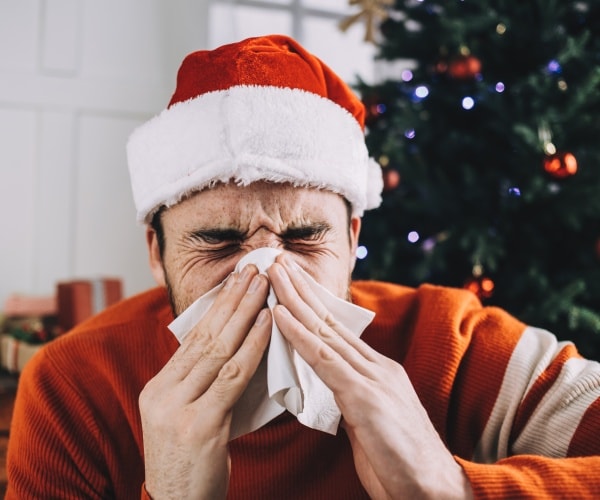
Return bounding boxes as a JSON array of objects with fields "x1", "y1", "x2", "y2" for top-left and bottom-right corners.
[
  {"x1": 281, "y1": 222, "x2": 331, "y2": 239},
  {"x1": 190, "y1": 222, "x2": 331, "y2": 242},
  {"x1": 190, "y1": 227, "x2": 246, "y2": 241}
]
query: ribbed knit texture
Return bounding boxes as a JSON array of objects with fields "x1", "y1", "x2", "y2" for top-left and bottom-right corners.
[{"x1": 6, "y1": 282, "x2": 600, "y2": 498}]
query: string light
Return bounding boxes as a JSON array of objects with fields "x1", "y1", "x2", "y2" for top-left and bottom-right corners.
[
  {"x1": 547, "y1": 60, "x2": 562, "y2": 74},
  {"x1": 414, "y1": 85, "x2": 429, "y2": 100},
  {"x1": 407, "y1": 231, "x2": 420, "y2": 243},
  {"x1": 401, "y1": 69, "x2": 414, "y2": 82},
  {"x1": 422, "y1": 237, "x2": 436, "y2": 252},
  {"x1": 462, "y1": 96, "x2": 475, "y2": 110},
  {"x1": 356, "y1": 245, "x2": 368, "y2": 259}
]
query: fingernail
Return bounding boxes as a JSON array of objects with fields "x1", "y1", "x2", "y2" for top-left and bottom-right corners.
[
  {"x1": 276, "y1": 263, "x2": 289, "y2": 280},
  {"x1": 239, "y1": 264, "x2": 254, "y2": 281},
  {"x1": 248, "y1": 275, "x2": 263, "y2": 293},
  {"x1": 255, "y1": 308, "x2": 270, "y2": 325},
  {"x1": 223, "y1": 272, "x2": 236, "y2": 289},
  {"x1": 276, "y1": 304, "x2": 291, "y2": 317},
  {"x1": 281, "y1": 254, "x2": 301, "y2": 272}
]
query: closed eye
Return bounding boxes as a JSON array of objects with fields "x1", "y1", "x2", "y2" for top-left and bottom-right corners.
[
  {"x1": 282, "y1": 223, "x2": 330, "y2": 243},
  {"x1": 190, "y1": 228, "x2": 246, "y2": 245}
]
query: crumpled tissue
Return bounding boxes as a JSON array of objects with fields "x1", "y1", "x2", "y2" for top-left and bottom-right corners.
[{"x1": 168, "y1": 247, "x2": 375, "y2": 439}]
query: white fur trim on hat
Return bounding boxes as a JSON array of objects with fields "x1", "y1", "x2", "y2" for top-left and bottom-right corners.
[{"x1": 127, "y1": 85, "x2": 382, "y2": 223}]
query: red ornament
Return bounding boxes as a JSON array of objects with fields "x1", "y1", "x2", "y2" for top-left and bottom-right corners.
[
  {"x1": 447, "y1": 55, "x2": 482, "y2": 80},
  {"x1": 363, "y1": 95, "x2": 386, "y2": 126},
  {"x1": 595, "y1": 237, "x2": 600, "y2": 260},
  {"x1": 464, "y1": 276, "x2": 495, "y2": 299},
  {"x1": 383, "y1": 169, "x2": 400, "y2": 191},
  {"x1": 543, "y1": 151, "x2": 578, "y2": 179},
  {"x1": 434, "y1": 59, "x2": 448, "y2": 75}
]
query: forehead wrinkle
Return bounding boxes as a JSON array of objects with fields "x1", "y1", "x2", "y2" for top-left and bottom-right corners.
[
  {"x1": 185, "y1": 182, "x2": 342, "y2": 233},
  {"x1": 242, "y1": 197, "x2": 303, "y2": 237}
]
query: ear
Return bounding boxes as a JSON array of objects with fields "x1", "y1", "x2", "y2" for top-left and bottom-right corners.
[
  {"x1": 349, "y1": 216, "x2": 362, "y2": 273},
  {"x1": 146, "y1": 226, "x2": 166, "y2": 286}
]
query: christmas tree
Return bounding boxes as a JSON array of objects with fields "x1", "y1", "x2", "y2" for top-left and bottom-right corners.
[{"x1": 351, "y1": 1, "x2": 600, "y2": 360}]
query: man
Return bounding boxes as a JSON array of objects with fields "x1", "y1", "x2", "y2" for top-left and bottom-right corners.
[{"x1": 6, "y1": 34, "x2": 600, "y2": 499}]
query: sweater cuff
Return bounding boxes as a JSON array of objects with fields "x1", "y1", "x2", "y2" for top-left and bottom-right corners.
[
  {"x1": 455, "y1": 454, "x2": 600, "y2": 498},
  {"x1": 140, "y1": 483, "x2": 153, "y2": 500}
]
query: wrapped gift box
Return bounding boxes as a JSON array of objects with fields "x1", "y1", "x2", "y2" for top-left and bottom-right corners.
[
  {"x1": 0, "y1": 334, "x2": 43, "y2": 374},
  {"x1": 3, "y1": 294, "x2": 56, "y2": 317},
  {"x1": 2, "y1": 293, "x2": 59, "y2": 343},
  {"x1": 57, "y1": 278, "x2": 123, "y2": 332}
]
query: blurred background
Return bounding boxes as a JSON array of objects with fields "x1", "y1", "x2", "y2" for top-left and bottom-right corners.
[
  {"x1": 1, "y1": 0, "x2": 600, "y2": 359},
  {"x1": 0, "y1": 0, "x2": 378, "y2": 304}
]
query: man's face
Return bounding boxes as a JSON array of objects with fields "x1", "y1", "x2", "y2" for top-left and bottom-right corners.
[{"x1": 147, "y1": 182, "x2": 361, "y2": 315}]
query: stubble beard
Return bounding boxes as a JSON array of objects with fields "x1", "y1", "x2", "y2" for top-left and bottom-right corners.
[{"x1": 163, "y1": 271, "x2": 188, "y2": 318}]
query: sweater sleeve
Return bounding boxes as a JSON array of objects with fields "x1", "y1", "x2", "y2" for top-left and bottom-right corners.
[
  {"x1": 373, "y1": 283, "x2": 600, "y2": 499},
  {"x1": 5, "y1": 289, "x2": 171, "y2": 499},
  {"x1": 6, "y1": 347, "x2": 111, "y2": 499},
  {"x1": 457, "y1": 454, "x2": 600, "y2": 498},
  {"x1": 456, "y1": 326, "x2": 600, "y2": 498},
  {"x1": 5, "y1": 345, "x2": 145, "y2": 499}
]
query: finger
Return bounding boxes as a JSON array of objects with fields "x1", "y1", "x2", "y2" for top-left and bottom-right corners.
[
  {"x1": 269, "y1": 259, "x2": 380, "y2": 368},
  {"x1": 167, "y1": 265, "x2": 266, "y2": 380},
  {"x1": 150, "y1": 268, "x2": 266, "y2": 398},
  {"x1": 183, "y1": 264, "x2": 260, "y2": 347},
  {"x1": 275, "y1": 255, "x2": 375, "y2": 351},
  {"x1": 196, "y1": 307, "x2": 272, "y2": 414},
  {"x1": 272, "y1": 304, "x2": 368, "y2": 394},
  {"x1": 176, "y1": 273, "x2": 271, "y2": 402}
]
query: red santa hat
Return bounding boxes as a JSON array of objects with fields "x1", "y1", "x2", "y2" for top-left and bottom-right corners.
[{"x1": 127, "y1": 34, "x2": 383, "y2": 223}]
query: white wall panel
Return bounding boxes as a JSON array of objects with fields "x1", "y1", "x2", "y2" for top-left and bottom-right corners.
[
  {"x1": 0, "y1": 108, "x2": 37, "y2": 300},
  {"x1": 33, "y1": 111, "x2": 75, "y2": 293},
  {"x1": 208, "y1": 4, "x2": 292, "y2": 49},
  {"x1": 0, "y1": 0, "x2": 40, "y2": 72},
  {"x1": 159, "y1": 0, "x2": 210, "y2": 79},
  {"x1": 0, "y1": 73, "x2": 166, "y2": 115},
  {"x1": 304, "y1": 15, "x2": 376, "y2": 85},
  {"x1": 0, "y1": 0, "x2": 371, "y2": 309},
  {"x1": 40, "y1": 0, "x2": 81, "y2": 75},
  {"x1": 81, "y1": 0, "x2": 167, "y2": 85},
  {"x1": 73, "y1": 113, "x2": 154, "y2": 297}
]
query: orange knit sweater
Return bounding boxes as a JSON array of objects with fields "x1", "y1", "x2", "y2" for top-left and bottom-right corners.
[{"x1": 6, "y1": 282, "x2": 600, "y2": 499}]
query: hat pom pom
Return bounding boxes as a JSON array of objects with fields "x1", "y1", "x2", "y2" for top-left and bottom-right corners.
[{"x1": 365, "y1": 157, "x2": 383, "y2": 212}]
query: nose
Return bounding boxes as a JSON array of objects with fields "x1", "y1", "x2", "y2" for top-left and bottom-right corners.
[{"x1": 243, "y1": 228, "x2": 284, "y2": 252}]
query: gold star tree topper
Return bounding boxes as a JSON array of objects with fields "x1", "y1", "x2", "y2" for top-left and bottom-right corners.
[{"x1": 339, "y1": 0, "x2": 394, "y2": 43}]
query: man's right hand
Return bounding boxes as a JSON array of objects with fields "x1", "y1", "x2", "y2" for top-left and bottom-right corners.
[{"x1": 138, "y1": 264, "x2": 271, "y2": 499}]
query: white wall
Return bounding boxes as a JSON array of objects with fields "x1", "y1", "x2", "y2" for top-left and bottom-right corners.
[
  {"x1": 0, "y1": 0, "x2": 210, "y2": 305},
  {"x1": 0, "y1": 0, "x2": 375, "y2": 307}
]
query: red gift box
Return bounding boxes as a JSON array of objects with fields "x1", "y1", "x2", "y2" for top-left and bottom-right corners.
[
  {"x1": 57, "y1": 278, "x2": 123, "y2": 332},
  {"x1": 3, "y1": 294, "x2": 57, "y2": 317}
]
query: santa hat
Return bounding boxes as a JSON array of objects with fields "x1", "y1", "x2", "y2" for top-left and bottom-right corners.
[{"x1": 127, "y1": 34, "x2": 383, "y2": 223}]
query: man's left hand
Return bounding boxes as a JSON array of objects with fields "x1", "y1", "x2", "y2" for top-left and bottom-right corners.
[{"x1": 267, "y1": 255, "x2": 473, "y2": 500}]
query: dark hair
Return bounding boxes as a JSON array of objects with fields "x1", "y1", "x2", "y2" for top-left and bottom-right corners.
[{"x1": 150, "y1": 207, "x2": 166, "y2": 258}]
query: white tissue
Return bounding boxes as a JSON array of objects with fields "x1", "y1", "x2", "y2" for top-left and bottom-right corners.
[{"x1": 168, "y1": 248, "x2": 375, "y2": 439}]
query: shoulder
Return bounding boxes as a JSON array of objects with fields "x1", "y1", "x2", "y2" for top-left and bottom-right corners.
[
  {"x1": 351, "y1": 280, "x2": 525, "y2": 352},
  {"x1": 75, "y1": 286, "x2": 173, "y2": 332},
  {"x1": 52, "y1": 286, "x2": 174, "y2": 350},
  {"x1": 351, "y1": 280, "x2": 484, "y2": 320}
]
